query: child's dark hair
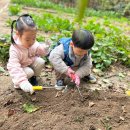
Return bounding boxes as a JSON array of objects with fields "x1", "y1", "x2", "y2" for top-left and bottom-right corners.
[
  {"x1": 11, "y1": 14, "x2": 36, "y2": 44},
  {"x1": 72, "y1": 29, "x2": 94, "y2": 50}
]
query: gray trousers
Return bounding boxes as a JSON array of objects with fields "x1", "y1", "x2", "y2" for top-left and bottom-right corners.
[{"x1": 23, "y1": 57, "x2": 45, "y2": 79}]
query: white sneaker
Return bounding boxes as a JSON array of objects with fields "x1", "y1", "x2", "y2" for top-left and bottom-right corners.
[{"x1": 55, "y1": 79, "x2": 65, "y2": 90}]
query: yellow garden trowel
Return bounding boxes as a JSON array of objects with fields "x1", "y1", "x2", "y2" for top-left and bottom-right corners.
[{"x1": 33, "y1": 86, "x2": 55, "y2": 91}]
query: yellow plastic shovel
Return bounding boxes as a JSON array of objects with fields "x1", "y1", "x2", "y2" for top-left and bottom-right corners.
[
  {"x1": 126, "y1": 90, "x2": 130, "y2": 96},
  {"x1": 32, "y1": 86, "x2": 55, "y2": 91}
]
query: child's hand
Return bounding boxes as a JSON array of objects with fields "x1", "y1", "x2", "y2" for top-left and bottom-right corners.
[
  {"x1": 66, "y1": 68, "x2": 80, "y2": 86},
  {"x1": 74, "y1": 74, "x2": 80, "y2": 86},
  {"x1": 70, "y1": 73, "x2": 80, "y2": 86},
  {"x1": 67, "y1": 72, "x2": 80, "y2": 86},
  {"x1": 66, "y1": 67, "x2": 75, "y2": 77},
  {"x1": 20, "y1": 81, "x2": 34, "y2": 94}
]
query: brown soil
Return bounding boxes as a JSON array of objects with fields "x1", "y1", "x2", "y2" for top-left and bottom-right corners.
[{"x1": 0, "y1": 64, "x2": 130, "y2": 130}]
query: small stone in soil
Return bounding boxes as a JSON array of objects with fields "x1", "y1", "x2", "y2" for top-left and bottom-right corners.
[
  {"x1": 80, "y1": 98, "x2": 85, "y2": 103},
  {"x1": 62, "y1": 112, "x2": 67, "y2": 116},
  {"x1": 89, "y1": 125, "x2": 96, "y2": 130},
  {"x1": 70, "y1": 101, "x2": 75, "y2": 106},
  {"x1": 4, "y1": 100, "x2": 13, "y2": 107},
  {"x1": 0, "y1": 118, "x2": 5, "y2": 127}
]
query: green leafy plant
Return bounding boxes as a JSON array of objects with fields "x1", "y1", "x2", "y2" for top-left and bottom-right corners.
[
  {"x1": 8, "y1": 4, "x2": 21, "y2": 16},
  {"x1": 32, "y1": 13, "x2": 74, "y2": 32},
  {"x1": 123, "y1": 3, "x2": 130, "y2": 16},
  {"x1": 11, "y1": 0, "x2": 121, "y2": 18},
  {"x1": 36, "y1": 35, "x2": 45, "y2": 42},
  {"x1": 0, "y1": 34, "x2": 10, "y2": 63},
  {"x1": 84, "y1": 18, "x2": 130, "y2": 70},
  {"x1": 11, "y1": 0, "x2": 74, "y2": 13},
  {"x1": 0, "y1": 66, "x2": 5, "y2": 73},
  {"x1": 6, "y1": 18, "x2": 12, "y2": 27},
  {"x1": 0, "y1": 44, "x2": 10, "y2": 62},
  {"x1": 23, "y1": 103, "x2": 40, "y2": 113}
]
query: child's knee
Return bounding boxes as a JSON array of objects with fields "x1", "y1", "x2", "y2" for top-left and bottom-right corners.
[
  {"x1": 32, "y1": 58, "x2": 45, "y2": 76},
  {"x1": 37, "y1": 57, "x2": 45, "y2": 67},
  {"x1": 23, "y1": 67, "x2": 34, "y2": 79},
  {"x1": 33, "y1": 57, "x2": 45, "y2": 69}
]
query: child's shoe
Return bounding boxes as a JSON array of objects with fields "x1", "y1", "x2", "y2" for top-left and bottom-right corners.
[
  {"x1": 82, "y1": 74, "x2": 96, "y2": 83},
  {"x1": 29, "y1": 76, "x2": 38, "y2": 86},
  {"x1": 55, "y1": 79, "x2": 65, "y2": 90}
]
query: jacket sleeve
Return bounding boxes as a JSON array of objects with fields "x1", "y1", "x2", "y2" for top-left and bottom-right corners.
[
  {"x1": 7, "y1": 48, "x2": 28, "y2": 86},
  {"x1": 34, "y1": 42, "x2": 50, "y2": 56},
  {"x1": 49, "y1": 44, "x2": 69, "y2": 74},
  {"x1": 75, "y1": 54, "x2": 92, "y2": 78}
]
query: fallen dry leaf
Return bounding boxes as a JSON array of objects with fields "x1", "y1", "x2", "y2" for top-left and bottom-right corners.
[
  {"x1": 55, "y1": 91, "x2": 62, "y2": 97},
  {"x1": 89, "y1": 101, "x2": 95, "y2": 107},
  {"x1": 8, "y1": 109, "x2": 16, "y2": 117}
]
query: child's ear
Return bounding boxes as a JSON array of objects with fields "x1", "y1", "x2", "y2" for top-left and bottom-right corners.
[
  {"x1": 70, "y1": 41, "x2": 74, "y2": 47},
  {"x1": 16, "y1": 31, "x2": 20, "y2": 36}
]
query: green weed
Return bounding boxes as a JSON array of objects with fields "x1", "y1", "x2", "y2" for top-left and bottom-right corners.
[{"x1": 8, "y1": 4, "x2": 21, "y2": 16}]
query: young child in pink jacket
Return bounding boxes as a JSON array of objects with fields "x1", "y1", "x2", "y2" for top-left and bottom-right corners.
[{"x1": 7, "y1": 14, "x2": 49, "y2": 94}]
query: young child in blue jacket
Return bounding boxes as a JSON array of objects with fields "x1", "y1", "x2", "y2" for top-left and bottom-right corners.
[{"x1": 49, "y1": 29, "x2": 96, "y2": 90}]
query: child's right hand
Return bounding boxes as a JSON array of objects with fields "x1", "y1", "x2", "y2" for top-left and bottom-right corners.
[
  {"x1": 70, "y1": 73, "x2": 80, "y2": 86},
  {"x1": 20, "y1": 81, "x2": 34, "y2": 94},
  {"x1": 66, "y1": 67, "x2": 75, "y2": 77},
  {"x1": 66, "y1": 68, "x2": 80, "y2": 86}
]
